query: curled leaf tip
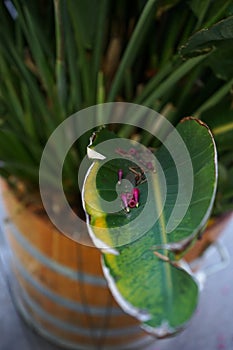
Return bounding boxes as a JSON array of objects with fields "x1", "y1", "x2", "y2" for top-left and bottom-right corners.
[{"x1": 141, "y1": 320, "x2": 178, "y2": 339}]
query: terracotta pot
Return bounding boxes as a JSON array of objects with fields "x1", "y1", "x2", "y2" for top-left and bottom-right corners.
[
  {"x1": 1, "y1": 178, "x2": 231, "y2": 349},
  {"x1": 0, "y1": 179, "x2": 155, "y2": 350},
  {"x1": 184, "y1": 212, "x2": 233, "y2": 264}
]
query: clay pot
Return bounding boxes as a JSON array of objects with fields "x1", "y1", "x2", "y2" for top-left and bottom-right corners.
[
  {"x1": 1, "y1": 178, "x2": 231, "y2": 349},
  {"x1": 0, "y1": 179, "x2": 155, "y2": 350}
]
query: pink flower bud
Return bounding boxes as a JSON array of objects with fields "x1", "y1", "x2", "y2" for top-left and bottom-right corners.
[
  {"x1": 132, "y1": 188, "x2": 140, "y2": 207},
  {"x1": 121, "y1": 193, "x2": 129, "y2": 212},
  {"x1": 118, "y1": 169, "x2": 123, "y2": 184}
]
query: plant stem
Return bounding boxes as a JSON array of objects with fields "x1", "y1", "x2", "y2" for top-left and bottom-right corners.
[
  {"x1": 134, "y1": 59, "x2": 177, "y2": 104},
  {"x1": 213, "y1": 122, "x2": 233, "y2": 136},
  {"x1": 142, "y1": 55, "x2": 206, "y2": 107},
  {"x1": 107, "y1": 0, "x2": 158, "y2": 101},
  {"x1": 204, "y1": 0, "x2": 233, "y2": 27},
  {"x1": 92, "y1": 0, "x2": 109, "y2": 103},
  {"x1": 97, "y1": 71, "x2": 105, "y2": 105},
  {"x1": 54, "y1": 0, "x2": 67, "y2": 110},
  {"x1": 67, "y1": 2, "x2": 93, "y2": 106},
  {"x1": 194, "y1": 78, "x2": 233, "y2": 116},
  {"x1": 63, "y1": 2, "x2": 82, "y2": 112}
]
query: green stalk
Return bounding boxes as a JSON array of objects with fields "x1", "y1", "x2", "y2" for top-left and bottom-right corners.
[
  {"x1": 94, "y1": 71, "x2": 106, "y2": 128},
  {"x1": 21, "y1": 81, "x2": 37, "y2": 139},
  {"x1": 54, "y1": 0, "x2": 67, "y2": 110},
  {"x1": 204, "y1": 0, "x2": 233, "y2": 28},
  {"x1": 14, "y1": 1, "x2": 54, "y2": 98},
  {"x1": 0, "y1": 129, "x2": 35, "y2": 165},
  {"x1": 194, "y1": 78, "x2": 233, "y2": 116},
  {"x1": 20, "y1": 2, "x2": 65, "y2": 124},
  {"x1": 67, "y1": 1, "x2": 93, "y2": 106},
  {"x1": 8, "y1": 46, "x2": 55, "y2": 135},
  {"x1": 213, "y1": 122, "x2": 233, "y2": 136},
  {"x1": 177, "y1": 11, "x2": 197, "y2": 49},
  {"x1": 2, "y1": 66, "x2": 24, "y2": 124},
  {"x1": 142, "y1": 55, "x2": 206, "y2": 107},
  {"x1": 54, "y1": 1, "x2": 78, "y2": 185},
  {"x1": 139, "y1": 102, "x2": 177, "y2": 147},
  {"x1": 107, "y1": 0, "x2": 158, "y2": 101},
  {"x1": 15, "y1": 12, "x2": 23, "y2": 53},
  {"x1": 159, "y1": 9, "x2": 187, "y2": 69},
  {"x1": 193, "y1": 0, "x2": 211, "y2": 31},
  {"x1": 62, "y1": 2, "x2": 82, "y2": 112},
  {"x1": 173, "y1": 65, "x2": 204, "y2": 118},
  {"x1": 134, "y1": 59, "x2": 177, "y2": 104},
  {"x1": 92, "y1": 0, "x2": 109, "y2": 103},
  {"x1": 0, "y1": 39, "x2": 55, "y2": 137},
  {"x1": 97, "y1": 71, "x2": 105, "y2": 105},
  {"x1": 124, "y1": 68, "x2": 133, "y2": 101},
  {"x1": 118, "y1": 56, "x2": 206, "y2": 140}
]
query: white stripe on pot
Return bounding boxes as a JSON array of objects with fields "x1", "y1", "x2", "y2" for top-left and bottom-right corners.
[
  {"x1": 19, "y1": 281, "x2": 141, "y2": 337},
  {"x1": 6, "y1": 222, "x2": 107, "y2": 286},
  {"x1": 11, "y1": 253, "x2": 123, "y2": 316},
  {"x1": 12, "y1": 279, "x2": 155, "y2": 350}
]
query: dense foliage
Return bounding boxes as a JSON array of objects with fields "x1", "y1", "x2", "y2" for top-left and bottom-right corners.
[{"x1": 0, "y1": 0, "x2": 232, "y2": 210}]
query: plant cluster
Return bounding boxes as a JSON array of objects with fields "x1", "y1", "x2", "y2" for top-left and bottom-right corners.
[{"x1": 0, "y1": 0, "x2": 232, "y2": 213}]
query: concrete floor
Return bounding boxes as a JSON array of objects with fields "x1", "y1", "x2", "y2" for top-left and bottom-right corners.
[{"x1": 0, "y1": 197, "x2": 233, "y2": 350}]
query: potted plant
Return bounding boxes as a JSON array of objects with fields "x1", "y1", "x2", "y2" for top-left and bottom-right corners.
[{"x1": 0, "y1": 1, "x2": 232, "y2": 349}]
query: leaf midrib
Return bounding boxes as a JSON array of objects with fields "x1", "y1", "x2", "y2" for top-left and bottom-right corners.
[{"x1": 150, "y1": 172, "x2": 173, "y2": 316}]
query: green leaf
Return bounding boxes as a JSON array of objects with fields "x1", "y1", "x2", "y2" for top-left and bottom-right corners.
[
  {"x1": 68, "y1": 0, "x2": 101, "y2": 50},
  {"x1": 180, "y1": 16, "x2": 233, "y2": 57},
  {"x1": 199, "y1": 0, "x2": 233, "y2": 28},
  {"x1": 207, "y1": 41, "x2": 233, "y2": 80},
  {"x1": 103, "y1": 250, "x2": 198, "y2": 337},
  {"x1": 156, "y1": 0, "x2": 181, "y2": 17},
  {"x1": 187, "y1": 0, "x2": 212, "y2": 25},
  {"x1": 179, "y1": 16, "x2": 233, "y2": 80},
  {"x1": 14, "y1": 0, "x2": 55, "y2": 96},
  {"x1": 82, "y1": 118, "x2": 218, "y2": 336},
  {"x1": 67, "y1": 1, "x2": 93, "y2": 105},
  {"x1": 107, "y1": 0, "x2": 158, "y2": 102}
]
